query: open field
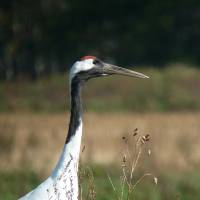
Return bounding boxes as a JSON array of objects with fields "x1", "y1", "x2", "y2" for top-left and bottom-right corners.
[
  {"x1": 1, "y1": 166, "x2": 200, "y2": 200},
  {"x1": 1, "y1": 112, "x2": 200, "y2": 172},
  {"x1": 0, "y1": 65, "x2": 200, "y2": 199},
  {"x1": 0, "y1": 112, "x2": 200, "y2": 199},
  {"x1": 0, "y1": 112, "x2": 200, "y2": 172},
  {"x1": 1, "y1": 65, "x2": 200, "y2": 112}
]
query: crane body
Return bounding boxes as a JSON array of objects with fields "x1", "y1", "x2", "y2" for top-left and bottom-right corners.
[{"x1": 19, "y1": 56, "x2": 148, "y2": 200}]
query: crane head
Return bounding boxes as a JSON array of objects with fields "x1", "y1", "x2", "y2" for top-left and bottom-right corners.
[{"x1": 70, "y1": 56, "x2": 149, "y2": 82}]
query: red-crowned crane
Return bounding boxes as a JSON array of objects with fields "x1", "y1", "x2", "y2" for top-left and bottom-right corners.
[{"x1": 19, "y1": 56, "x2": 149, "y2": 200}]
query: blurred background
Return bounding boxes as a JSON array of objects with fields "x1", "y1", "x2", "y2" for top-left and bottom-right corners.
[{"x1": 0, "y1": 0, "x2": 200, "y2": 199}]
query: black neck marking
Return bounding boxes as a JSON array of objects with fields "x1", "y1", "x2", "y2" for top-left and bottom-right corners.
[
  {"x1": 65, "y1": 75, "x2": 83, "y2": 144},
  {"x1": 65, "y1": 68, "x2": 103, "y2": 144}
]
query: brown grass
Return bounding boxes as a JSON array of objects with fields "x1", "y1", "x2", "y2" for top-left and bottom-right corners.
[
  {"x1": 0, "y1": 112, "x2": 200, "y2": 175},
  {"x1": 106, "y1": 129, "x2": 156, "y2": 200}
]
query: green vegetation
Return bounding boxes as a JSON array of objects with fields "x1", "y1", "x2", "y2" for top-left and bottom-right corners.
[
  {"x1": 1, "y1": 65, "x2": 200, "y2": 112},
  {"x1": 1, "y1": 166, "x2": 200, "y2": 200},
  {"x1": 0, "y1": 170, "x2": 40, "y2": 200}
]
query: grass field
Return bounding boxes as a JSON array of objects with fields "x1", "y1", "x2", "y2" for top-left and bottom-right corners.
[
  {"x1": 0, "y1": 65, "x2": 200, "y2": 199},
  {"x1": 0, "y1": 65, "x2": 200, "y2": 112},
  {"x1": 0, "y1": 112, "x2": 200, "y2": 199},
  {"x1": 1, "y1": 167, "x2": 200, "y2": 200}
]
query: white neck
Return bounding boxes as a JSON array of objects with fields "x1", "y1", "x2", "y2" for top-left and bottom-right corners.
[
  {"x1": 50, "y1": 118, "x2": 82, "y2": 199},
  {"x1": 52, "y1": 118, "x2": 83, "y2": 173}
]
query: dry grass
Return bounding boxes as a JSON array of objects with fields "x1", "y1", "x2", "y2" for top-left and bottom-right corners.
[
  {"x1": 0, "y1": 112, "x2": 200, "y2": 175},
  {"x1": 106, "y1": 129, "x2": 157, "y2": 200},
  {"x1": 79, "y1": 129, "x2": 156, "y2": 200}
]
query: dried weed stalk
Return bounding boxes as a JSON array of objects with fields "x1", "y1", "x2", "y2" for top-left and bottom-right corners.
[
  {"x1": 79, "y1": 145, "x2": 96, "y2": 200},
  {"x1": 79, "y1": 128, "x2": 157, "y2": 200},
  {"x1": 79, "y1": 165, "x2": 96, "y2": 200},
  {"x1": 108, "y1": 128, "x2": 157, "y2": 200}
]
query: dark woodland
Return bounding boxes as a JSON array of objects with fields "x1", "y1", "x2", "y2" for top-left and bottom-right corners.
[{"x1": 0, "y1": 0, "x2": 200, "y2": 80}]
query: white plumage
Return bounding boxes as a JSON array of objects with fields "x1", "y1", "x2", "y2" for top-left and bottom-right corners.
[{"x1": 19, "y1": 120, "x2": 83, "y2": 200}]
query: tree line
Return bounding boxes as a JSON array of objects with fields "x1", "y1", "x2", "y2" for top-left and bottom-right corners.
[{"x1": 0, "y1": 0, "x2": 200, "y2": 80}]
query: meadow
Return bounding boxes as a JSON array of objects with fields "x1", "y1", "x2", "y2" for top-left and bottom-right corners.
[
  {"x1": 0, "y1": 112, "x2": 200, "y2": 199},
  {"x1": 0, "y1": 65, "x2": 200, "y2": 199},
  {"x1": 0, "y1": 64, "x2": 200, "y2": 113}
]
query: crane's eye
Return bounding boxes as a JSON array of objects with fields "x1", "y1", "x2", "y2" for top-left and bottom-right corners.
[{"x1": 93, "y1": 59, "x2": 100, "y2": 65}]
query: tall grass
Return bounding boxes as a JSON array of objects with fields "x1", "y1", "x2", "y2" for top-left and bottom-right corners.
[
  {"x1": 2, "y1": 168, "x2": 200, "y2": 199},
  {"x1": 105, "y1": 129, "x2": 157, "y2": 200}
]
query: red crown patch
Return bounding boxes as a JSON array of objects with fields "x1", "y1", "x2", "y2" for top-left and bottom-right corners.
[{"x1": 80, "y1": 55, "x2": 97, "y2": 60}]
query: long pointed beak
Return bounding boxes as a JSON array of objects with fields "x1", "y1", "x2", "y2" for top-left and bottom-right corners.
[{"x1": 102, "y1": 63, "x2": 149, "y2": 79}]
